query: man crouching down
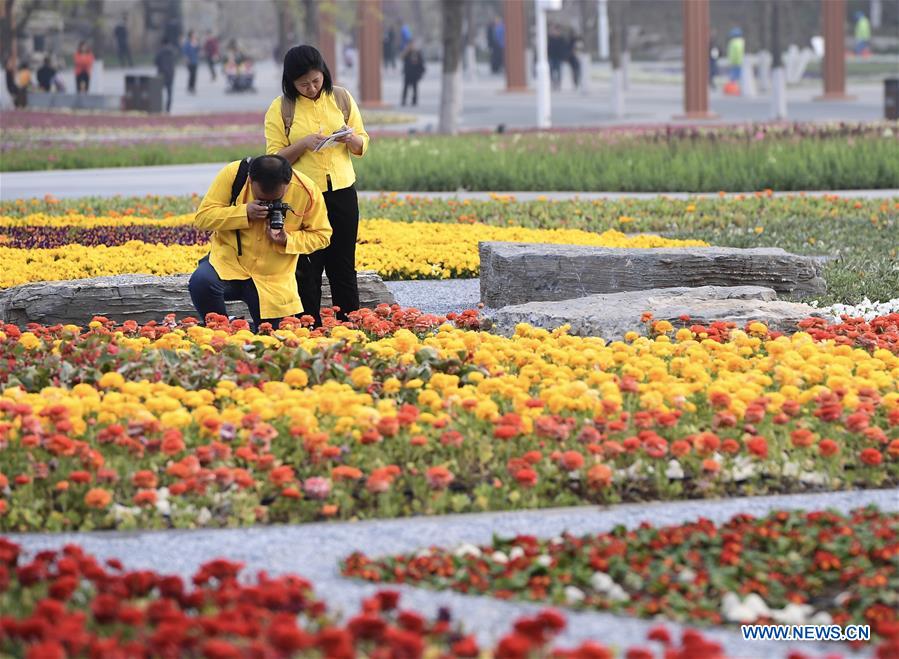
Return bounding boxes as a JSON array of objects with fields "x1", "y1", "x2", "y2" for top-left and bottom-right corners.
[{"x1": 189, "y1": 154, "x2": 332, "y2": 330}]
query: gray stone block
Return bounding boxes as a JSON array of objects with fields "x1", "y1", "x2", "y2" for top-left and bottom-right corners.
[
  {"x1": 479, "y1": 242, "x2": 826, "y2": 308},
  {"x1": 482, "y1": 286, "x2": 821, "y2": 339},
  {"x1": 0, "y1": 271, "x2": 394, "y2": 326}
]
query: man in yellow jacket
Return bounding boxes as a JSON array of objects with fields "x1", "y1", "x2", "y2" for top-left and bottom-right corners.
[{"x1": 189, "y1": 154, "x2": 332, "y2": 330}]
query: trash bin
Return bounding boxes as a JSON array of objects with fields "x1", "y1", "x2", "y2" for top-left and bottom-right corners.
[
  {"x1": 886, "y1": 78, "x2": 899, "y2": 121},
  {"x1": 124, "y1": 74, "x2": 164, "y2": 113}
]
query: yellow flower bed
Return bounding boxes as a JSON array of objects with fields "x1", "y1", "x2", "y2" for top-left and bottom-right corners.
[{"x1": 0, "y1": 214, "x2": 706, "y2": 287}]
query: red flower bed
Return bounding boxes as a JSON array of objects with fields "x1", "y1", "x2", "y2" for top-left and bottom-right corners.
[
  {"x1": 0, "y1": 537, "x2": 736, "y2": 658},
  {"x1": 343, "y1": 507, "x2": 899, "y2": 652}
]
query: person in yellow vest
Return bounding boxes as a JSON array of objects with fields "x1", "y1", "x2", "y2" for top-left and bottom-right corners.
[
  {"x1": 853, "y1": 11, "x2": 871, "y2": 56},
  {"x1": 727, "y1": 28, "x2": 744, "y2": 84},
  {"x1": 265, "y1": 45, "x2": 369, "y2": 327},
  {"x1": 189, "y1": 154, "x2": 332, "y2": 330}
]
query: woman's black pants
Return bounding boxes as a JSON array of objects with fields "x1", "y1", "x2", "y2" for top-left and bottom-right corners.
[{"x1": 297, "y1": 183, "x2": 360, "y2": 326}]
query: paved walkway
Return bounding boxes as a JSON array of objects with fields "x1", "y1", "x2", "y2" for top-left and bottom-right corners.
[
  {"x1": 1, "y1": 57, "x2": 890, "y2": 127},
  {"x1": 9, "y1": 487, "x2": 895, "y2": 658},
  {"x1": 2, "y1": 163, "x2": 897, "y2": 200}
]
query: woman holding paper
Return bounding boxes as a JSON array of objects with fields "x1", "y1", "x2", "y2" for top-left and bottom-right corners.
[{"x1": 265, "y1": 45, "x2": 369, "y2": 326}]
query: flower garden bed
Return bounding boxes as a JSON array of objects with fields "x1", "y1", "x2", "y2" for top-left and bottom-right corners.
[
  {"x1": 342, "y1": 506, "x2": 899, "y2": 646},
  {"x1": 2, "y1": 193, "x2": 895, "y2": 304},
  {"x1": 0, "y1": 309, "x2": 896, "y2": 532},
  {"x1": 0, "y1": 213, "x2": 703, "y2": 287},
  {"x1": 1, "y1": 537, "x2": 732, "y2": 658},
  {"x1": 3, "y1": 121, "x2": 897, "y2": 193}
]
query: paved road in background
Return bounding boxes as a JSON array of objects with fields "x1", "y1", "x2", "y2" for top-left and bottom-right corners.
[
  {"x1": 1, "y1": 56, "x2": 891, "y2": 129},
  {"x1": 2, "y1": 163, "x2": 897, "y2": 200}
]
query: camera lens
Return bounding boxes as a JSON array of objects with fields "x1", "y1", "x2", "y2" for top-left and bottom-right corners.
[{"x1": 269, "y1": 210, "x2": 284, "y2": 231}]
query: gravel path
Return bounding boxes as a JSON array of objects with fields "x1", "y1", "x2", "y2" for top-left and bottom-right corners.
[
  {"x1": 385, "y1": 279, "x2": 482, "y2": 315},
  {"x1": 9, "y1": 488, "x2": 897, "y2": 658}
]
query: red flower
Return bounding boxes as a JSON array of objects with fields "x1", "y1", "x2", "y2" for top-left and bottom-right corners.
[
  {"x1": 860, "y1": 448, "x2": 883, "y2": 466},
  {"x1": 747, "y1": 436, "x2": 768, "y2": 459},
  {"x1": 819, "y1": 439, "x2": 840, "y2": 457},
  {"x1": 452, "y1": 635, "x2": 480, "y2": 657},
  {"x1": 425, "y1": 466, "x2": 455, "y2": 490},
  {"x1": 347, "y1": 613, "x2": 386, "y2": 641},
  {"x1": 514, "y1": 468, "x2": 538, "y2": 488}
]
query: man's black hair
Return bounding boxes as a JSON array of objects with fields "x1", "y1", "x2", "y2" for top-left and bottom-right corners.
[
  {"x1": 281, "y1": 45, "x2": 333, "y2": 100},
  {"x1": 248, "y1": 155, "x2": 292, "y2": 196}
]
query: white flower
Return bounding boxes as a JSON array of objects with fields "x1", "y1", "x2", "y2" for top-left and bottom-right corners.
[
  {"x1": 536, "y1": 554, "x2": 553, "y2": 568},
  {"x1": 770, "y1": 603, "x2": 814, "y2": 625},
  {"x1": 509, "y1": 547, "x2": 525, "y2": 561},
  {"x1": 678, "y1": 568, "x2": 696, "y2": 584},
  {"x1": 665, "y1": 460, "x2": 685, "y2": 480},
  {"x1": 415, "y1": 548, "x2": 432, "y2": 559},
  {"x1": 591, "y1": 572, "x2": 614, "y2": 592},
  {"x1": 197, "y1": 507, "x2": 212, "y2": 526},
  {"x1": 722, "y1": 592, "x2": 758, "y2": 623},
  {"x1": 564, "y1": 586, "x2": 586, "y2": 604},
  {"x1": 491, "y1": 551, "x2": 509, "y2": 564},
  {"x1": 810, "y1": 611, "x2": 833, "y2": 625},
  {"x1": 453, "y1": 543, "x2": 482, "y2": 558},
  {"x1": 743, "y1": 593, "x2": 771, "y2": 617}
]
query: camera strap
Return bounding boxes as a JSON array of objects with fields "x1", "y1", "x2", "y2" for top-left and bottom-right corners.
[{"x1": 230, "y1": 157, "x2": 252, "y2": 256}]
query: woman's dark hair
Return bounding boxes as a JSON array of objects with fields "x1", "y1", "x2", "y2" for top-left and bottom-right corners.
[
  {"x1": 249, "y1": 155, "x2": 293, "y2": 195},
  {"x1": 281, "y1": 45, "x2": 333, "y2": 100}
]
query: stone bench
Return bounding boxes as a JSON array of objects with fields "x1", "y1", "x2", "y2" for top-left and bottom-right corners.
[
  {"x1": 479, "y1": 242, "x2": 826, "y2": 309},
  {"x1": 482, "y1": 286, "x2": 821, "y2": 339},
  {"x1": 0, "y1": 271, "x2": 394, "y2": 326}
]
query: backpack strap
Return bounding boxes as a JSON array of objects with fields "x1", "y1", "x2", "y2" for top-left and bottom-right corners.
[
  {"x1": 332, "y1": 86, "x2": 351, "y2": 125},
  {"x1": 230, "y1": 157, "x2": 252, "y2": 256},
  {"x1": 280, "y1": 94, "x2": 295, "y2": 138}
]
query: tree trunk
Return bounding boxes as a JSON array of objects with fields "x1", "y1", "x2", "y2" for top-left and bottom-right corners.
[
  {"x1": 273, "y1": 0, "x2": 295, "y2": 64},
  {"x1": 1, "y1": 0, "x2": 15, "y2": 67},
  {"x1": 302, "y1": 0, "x2": 319, "y2": 44},
  {"x1": 438, "y1": 0, "x2": 463, "y2": 135}
]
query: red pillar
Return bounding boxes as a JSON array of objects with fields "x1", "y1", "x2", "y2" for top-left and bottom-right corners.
[
  {"x1": 817, "y1": 0, "x2": 851, "y2": 100},
  {"x1": 504, "y1": 0, "x2": 527, "y2": 91},
  {"x1": 318, "y1": 0, "x2": 337, "y2": 83},
  {"x1": 358, "y1": 0, "x2": 385, "y2": 107},
  {"x1": 678, "y1": 0, "x2": 716, "y2": 119}
]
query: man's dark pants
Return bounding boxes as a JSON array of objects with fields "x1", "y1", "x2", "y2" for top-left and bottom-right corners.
[{"x1": 189, "y1": 256, "x2": 282, "y2": 331}]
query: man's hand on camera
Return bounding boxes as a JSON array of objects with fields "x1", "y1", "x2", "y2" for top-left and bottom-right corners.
[
  {"x1": 267, "y1": 227, "x2": 288, "y2": 246},
  {"x1": 247, "y1": 201, "x2": 270, "y2": 222}
]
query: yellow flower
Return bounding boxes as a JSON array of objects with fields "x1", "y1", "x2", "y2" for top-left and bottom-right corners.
[
  {"x1": 283, "y1": 368, "x2": 309, "y2": 388},
  {"x1": 98, "y1": 372, "x2": 126, "y2": 389},
  {"x1": 350, "y1": 366, "x2": 374, "y2": 389}
]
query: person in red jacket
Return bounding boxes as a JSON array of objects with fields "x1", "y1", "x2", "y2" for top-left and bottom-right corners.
[{"x1": 74, "y1": 41, "x2": 95, "y2": 93}]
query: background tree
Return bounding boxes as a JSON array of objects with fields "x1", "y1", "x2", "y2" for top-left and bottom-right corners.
[{"x1": 438, "y1": 0, "x2": 463, "y2": 135}]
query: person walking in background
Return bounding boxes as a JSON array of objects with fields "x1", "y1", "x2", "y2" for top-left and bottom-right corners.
[
  {"x1": 547, "y1": 24, "x2": 565, "y2": 91},
  {"x1": 567, "y1": 31, "x2": 583, "y2": 90},
  {"x1": 383, "y1": 25, "x2": 397, "y2": 70},
  {"x1": 487, "y1": 16, "x2": 504, "y2": 74},
  {"x1": 399, "y1": 22, "x2": 412, "y2": 53},
  {"x1": 204, "y1": 31, "x2": 219, "y2": 81},
  {"x1": 36, "y1": 56, "x2": 57, "y2": 92},
  {"x1": 708, "y1": 31, "x2": 720, "y2": 90},
  {"x1": 265, "y1": 45, "x2": 369, "y2": 327},
  {"x1": 155, "y1": 38, "x2": 178, "y2": 112},
  {"x1": 853, "y1": 11, "x2": 872, "y2": 56},
  {"x1": 73, "y1": 41, "x2": 94, "y2": 93},
  {"x1": 114, "y1": 19, "x2": 133, "y2": 67},
  {"x1": 401, "y1": 42, "x2": 425, "y2": 106},
  {"x1": 726, "y1": 28, "x2": 744, "y2": 86},
  {"x1": 183, "y1": 30, "x2": 200, "y2": 94}
]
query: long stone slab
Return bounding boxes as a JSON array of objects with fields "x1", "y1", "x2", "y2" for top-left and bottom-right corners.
[
  {"x1": 0, "y1": 271, "x2": 395, "y2": 326},
  {"x1": 479, "y1": 242, "x2": 826, "y2": 308},
  {"x1": 482, "y1": 286, "x2": 821, "y2": 339}
]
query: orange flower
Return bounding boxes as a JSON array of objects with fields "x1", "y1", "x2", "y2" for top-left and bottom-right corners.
[
  {"x1": 425, "y1": 466, "x2": 455, "y2": 490},
  {"x1": 332, "y1": 466, "x2": 363, "y2": 481},
  {"x1": 559, "y1": 451, "x2": 585, "y2": 471},
  {"x1": 84, "y1": 488, "x2": 112, "y2": 509},
  {"x1": 269, "y1": 465, "x2": 296, "y2": 487},
  {"x1": 161, "y1": 429, "x2": 186, "y2": 455},
  {"x1": 860, "y1": 448, "x2": 883, "y2": 466},
  {"x1": 818, "y1": 439, "x2": 840, "y2": 457},
  {"x1": 133, "y1": 490, "x2": 157, "y2": 507},
  {"x1": 587, "y1": 464, "x2": 613, "y2": 488},
  {"x1": 701, "y1": 459, "x2": 721, "y2": 473},
  {"x1": 131, "y1": 470, "x2": 158, "y2": 489}
]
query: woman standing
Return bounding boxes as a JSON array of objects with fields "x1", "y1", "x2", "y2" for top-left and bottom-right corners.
[
  {"x1": 265, "y1": 45, "x2": 369, "y2": 326},
  {"x1": 73, "y1": 41, "x2": 94, "y2": 93}
]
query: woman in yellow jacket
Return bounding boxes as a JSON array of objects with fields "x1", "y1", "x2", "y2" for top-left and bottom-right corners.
[{"x1": 265, "y1": 45, "x2": 369, "y2": 326}]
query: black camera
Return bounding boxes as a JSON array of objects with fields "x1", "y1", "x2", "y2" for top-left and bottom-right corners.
[{"x1": 264, "y1": 201, "x2": 291, "y2": 231}]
